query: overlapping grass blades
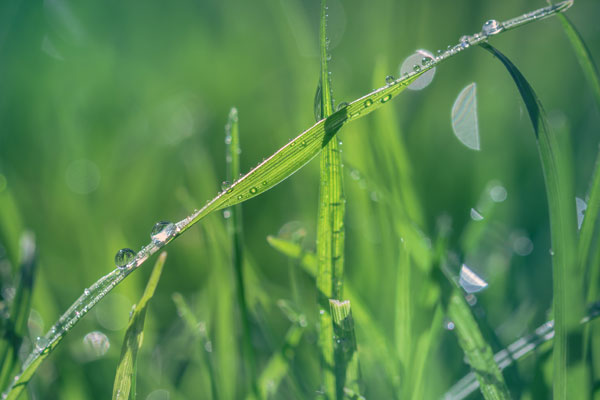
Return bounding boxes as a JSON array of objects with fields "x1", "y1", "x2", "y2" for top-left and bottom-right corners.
[
  {"x1": 480, "y1": 42, "x2": 585, "y2": 399},
  {"x1": 112, "y1": 251, "x2": 167, "y2": 400}
]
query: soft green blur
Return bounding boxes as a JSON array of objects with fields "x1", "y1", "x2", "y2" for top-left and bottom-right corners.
[{"x1": 0, "y1": 0, "x2": 599, "y2": 399}]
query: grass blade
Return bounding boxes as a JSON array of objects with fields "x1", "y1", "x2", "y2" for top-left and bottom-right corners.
[
  {"x1": 224, "y1": 107, "x2": 258, "y2": 397},
  {"x1": 315, "y1": 0, "x2": 346, "y2": 398},
  {"x1": 113, "y1": 251, "x2": 167, "y2": 400},
  {"x1": 0, "y1": 233, "x2": 36, "y2": 393},
  {"x1": 480, "y1": 42, "x2": 585, "y2": 399},
  {"x1": 172, "y1": 293, "x2": 220, "y2": 400}
]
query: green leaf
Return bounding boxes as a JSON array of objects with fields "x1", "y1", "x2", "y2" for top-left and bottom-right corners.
[
  {"x1": 113, "y1": 252, "x2": 167, "y2": 400},
  {"x1": 480, "y1": 42, "x2": 585, "y2": 399}
]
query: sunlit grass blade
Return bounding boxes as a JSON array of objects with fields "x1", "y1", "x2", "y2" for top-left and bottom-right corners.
[
  {"x1": 480, "y1": 42, "x2": 585, "y2": 399},
  {"x1": 172, "y1": 293, "x2": 219, "y2": 400},
  {"x1": 0, "y1": 233, "x2": 36, "y2": 393},
  {"x1": 315, "y1": 0, "x2": 345, "y2": 398},
  {"x1": 113, "y1": 251, "x2": 167, "y2": 400},
  {"x1": 224, "y1": 107, "x2": 257, "y2": 397}
]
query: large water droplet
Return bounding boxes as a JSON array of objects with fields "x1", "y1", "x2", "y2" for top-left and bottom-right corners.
[
  {"x1": 151, "y1": 221, "x2": 176, "y2": 245},
  {"x1": 385, "y1": 75, "x2": 395, "y2": 85},
  {"x1": 482, "y1": 19, "x2": 503, "y2": 36},
  {"x1": 451, "y1": 83, "x2": 480, "y2": 150},
  {"x1": 114, "y1": 248, "x2": 135, "y2": 269},
  {"x1": 576, "y1": 197, "x2": 587, "y2": 230},
  {"x1": 399, "y1": 49, "x2": 436, "y2": 91},
  {"x1": 459, "y1": 264, "x2": 488, "y2": 293},
  {"x1": 83, "y1": 331, "x2": 110, "y2": 358}
]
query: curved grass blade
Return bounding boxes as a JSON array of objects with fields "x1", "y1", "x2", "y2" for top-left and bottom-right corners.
[
  {"x1": 2, "y1": 3, "x2": 575, "y2": 396},
  {"x1": 172, "y1": 293, "x2": 219, "y2": 400},
  {"x1": 224, "y1": 108, "x2": 258, "y2": 398},
  {"x1": 113, "y1": 252, "x2": 167, "y2": 400},
  {"x1": 480, "y1": 42, "x2": 584, "y2": 399},
  {"x1": 0, "y1": 233, "x2": 36, "y2": 393}
]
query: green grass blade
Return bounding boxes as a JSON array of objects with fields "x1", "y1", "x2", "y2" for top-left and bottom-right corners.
[
  {"x1": 315, "y1": 0, "x2": 345, "y2": 398},
  {"x1": 225, "y1": 107, "x2": 258, "y2": 397},
  {"x1": 480, "y1": 42, "x2": 584, "y2": 399},
  {"x1": 0, "y1": 233, "x2": 36, "y2": 393},
  {"x1": 172, "y1": 293, "x2": 220, "y2": 400},
  {"x1": 446, "y1": 286, "x2": 511, "y2": 400},
  {"x1": 113, "y1": 251, "x2": 167, "y2": 400},
  {"x1": 0, "y1": 183, "x2": 24, "y2": 271}
]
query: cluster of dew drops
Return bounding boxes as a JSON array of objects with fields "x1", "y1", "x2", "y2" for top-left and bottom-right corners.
[{"x1": 114, "y1": 221, "x2": 177, "y2": 269}]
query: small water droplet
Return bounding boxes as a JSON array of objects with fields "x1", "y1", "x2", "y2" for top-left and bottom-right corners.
[
  {"x1": 151, "y1": 221, "x2": 176, "y2": 245},
  {"x1": 576, "y1": 197, "x2": 587, "y2": 230},
  {"x1": 319, "y1": 309, "x2": 325, "y2": 315},
  {"x1": 35, "y1": 336, "x2": 48, "y2": 352},
  {"x1": 459, "y1": 264, "x2": 488, "y2": 293},
  {"x1": 385, "y1": 75, "x2": 395, "y2": 85},
  {"x1": 421, "y1": 56, "x2": 432, "y2": 66},
  {"x1": 470, "y1": 208, "x2": 484, "y2": 221},
  {"x1": 336, "y1": 102, "x2": 349, "y2": 111},
  {"x1": 221, "y1": 181, "x2": 230, "y2": 191},
  {"x1": 249, "y1": 187, "x2": 258, "y2": 194},
  {"x1": 381, "y1": 94, "x2": 392, "y2": 103},
  {"x1": 262, "y1": 180, "x2": 268, "y2": 186},
  {"x1": 114, "y1": 248, "x2": 135, "y2": 269},
  {"x1": 482, "y1": 19, "x2": 503, "y2": 36},
  {"x1": 364, "y1": 99, "x2": 373, "y2": 107},
  {"x1": 444, "y1": 318, "x2": 455, "y2": 330},
  {"x1": 237, "y1": 195, "x2": 243, "y2": 200},
  {"x1": 84, "y1": 288, "x2": 90, "y2": 296},
  {"x1": 413, "y1": 64, "x2": 421, "y2": 72},
  {"x1": 224, "y1": 135, "x2": 232, "y2": 145}
]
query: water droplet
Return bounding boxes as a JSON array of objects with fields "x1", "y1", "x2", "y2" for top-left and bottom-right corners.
[
  {"x1": 364, "y1": 99, "x2": 373, "y2": 107},
  {"x1": 262, "y1": 180, "x2": 268, "y2": 186},
  {"x1": 451, "y1": 83, "x2": 480, "y2": 150},
  {"x1": 84, "y1": 288, "x2": 90, "y2": 296},
  {"x1": 482, "y1": 19, "x2": 503, "y2": 36},
  {"x1": 549, "y1": 249, "x2": 555, "y2": 256},
  {"x1": 224, "y1": 135, "x2": 232, "y2": 145},
  {"x1": 385, "y1": 75, "x2": 395, "y2": 85},
  {"x1": 221, "y1": 181, "x2": 230, "y2": 191},
  {"x1": 336, "y1": 102, "x2": 349, "y2": 111},
  {"x1": 114, "y1": 248, "x2": 135, "y2": 269},
  {"x1": 237, "y1": 195, "x2": 243, "y2": 200},
  {"x1": 490, "y1": 185, "x2": 507, "y2": 202},
  {"x1": 399, "y1": 49, "x2": 436, "y2": 91},
  {"x1": 249, "y1": 187, "x2": 258, "y2": 194},
  {"x1": 421, "y1": 56, "x2": 432, "y2": 66},
  {"x1": 470, "y1": 208, "x2": 484, "y2": 221},
  {"x1": 319, "y1": 309, "x2": 325, "y2": 315},
  {"x1": 444, "y1": 318, "x2": 455, "y2": 330},
  {"x1": 576, "y1": 197, "x2": 587, "y2": 230},
  {"x1": 459, "y1": 35, "x2": 470, "y2": 48},
  {"x1": 459, "y1": 264, "x2": 488, "y2": 293},
  {"x1": 151, "y1": 221, "x2": 176, "y2": 245},
  {"x1": 83, "y1": 331, "x2": 110, "y2": 358},
  {"x1": 380, "y1": 94, "x2": 392, "y2": 103},
  {"x1": 35, "y1": 336, "x2": 48, "y2": 352}
]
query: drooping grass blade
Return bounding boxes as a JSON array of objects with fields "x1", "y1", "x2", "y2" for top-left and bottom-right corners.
[
  {"x1": 0, "y1": 233, "x2": 36, "y2": 394},
  {"x1": 224, "y1": 108, "x2": 258, "y2": 397},
  {"x1": 113, "y1": 252, "x2": 167, "y2": 400},
  {"x1": 480, "y1": 42, "x2": 585, "y2": 399}
]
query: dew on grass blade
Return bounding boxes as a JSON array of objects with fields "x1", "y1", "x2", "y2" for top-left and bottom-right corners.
[
  {"x1": 114, "y1": 248, "x2": 135, "y2": 269},
  {"x1": 482, "y1": 19, "x2": 503, "y2": 36},
  {"x1": 385, "y1": 75, "x2": 395, "y2": 85},
  {"x1": 490, "y1": 184, "x2": 507, "y2": 202},
  {"x1": 35, "y1": 337, "x2": 49, "y2": 352},
  {"x1": 576, "y1": 197, "x2": 587, "y2": 230},
  {"x1": 470, "y1": 208, "x2": 484, "y2": 221},
  {"x1": 459, "y1": 264, "x2": 488, "y2": 293},
  {"x1": 451, "y1": 83, "x2": 480, "y2": 150},
  {"x1": 83, "y1": 331, "x2": 110, "y2": 358},
  {"x1": 399, "y1": 49, "x2": 436, "y2": 90},
  {"x1": 150, "y1": 221, "x2": 176, "y2": 245}
]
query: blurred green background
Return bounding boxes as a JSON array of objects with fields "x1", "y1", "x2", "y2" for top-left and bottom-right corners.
[{"x1": 0, "y1": 0, "x2": 599, "y2": 398}]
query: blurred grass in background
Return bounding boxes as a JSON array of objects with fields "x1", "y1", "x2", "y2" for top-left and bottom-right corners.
[{"x1": 0, "y1": 0, "x2": 599, "y2": 398}]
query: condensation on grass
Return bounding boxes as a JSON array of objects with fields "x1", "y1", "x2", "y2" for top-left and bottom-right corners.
[
  {"x1": 399, "y1": 49, "x2": 436, "y2": 90},
  {"x1": 451, "y1": 83, "x2": 480, "y2": 150},
  {"x1": 459, "y1": 264, "x2": 488, "y2": 293},
  {"x1": 470, "y1": 208, "x2": 484, "y2": 221},
  {"x1": 576, "y1": 197, "x2": 587, "y2": 230}
]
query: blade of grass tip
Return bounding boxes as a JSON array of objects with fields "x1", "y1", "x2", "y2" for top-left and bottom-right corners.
[
  {"x1": 172, "y1": 293, "x2": 220, "y2": 400},
  {"x1": 113, "y1": 252, "x2": 167, "y2": 400},
  {"x1": 480, "y1": 42, "x2": 586, "y2": 399},
  {"x1": 224, "y1": 107, "x2": 258, "y2": 398},
  {"x1": 1, "y1": 3, "x2": 575, "y2": 396},
  {"x1": 329, "y1": 300, "x2": 363, "y2": 400},
  {"x1": 0, "y1": 232, "x2": 36, "y2": 393},
  {"x1": 315, "y1": 1, "x2": 345, "y2": 398}
]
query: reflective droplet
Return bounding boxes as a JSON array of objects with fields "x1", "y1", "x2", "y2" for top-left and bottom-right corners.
[
  {"x1": 459, "y1": 264, "x2": 488, "y2": 293},
  {"x1": 385, "y1": 75, "x2": 395, "y2": 85},
  {"x1": 151, "y1": 221, "x2": 176, "y2": 245},
  {"x1": 224, "y1": 135, "x2": 232, "y2": 145},
  {"x1": 84, "y1": 288, "x2": 90, "y2": 296},
  {"x1": 399, "y1": 49, "x2": 436, "y2": 91},
  {"x1": 482, "y1": 19, "x2": 503, "y2": 36},
  {"x1": 470, "y1": 208, "x2": 484, "y2": 221},
  {"x1": 83, "y1": 331, "x2": 110, "y2": 358},
  {"x1": 249, "y1": 187, "x2": 258, "y2": 194},
  {"x1": 421, "y1": 57, "x2": 432, "y2": 66},
  {"x1": 35, "y1": 336, "x2": 49, "y2": 352},
  {"x1": 576, "y1": 197, "x2": 587, "y2": 230},
  {"x1": 451, "y1": 83, "x2": 480, "y2": 150},
  {"x1": 364, "y1": 99, "x2": 373, "y2": 107},
  {"x1": 381, "y1": 94, "x2": 392, "y2": 103},
  {"x1": 444, "y1": 318, "x2": 455, "y2": 330},
  {"x1": 336, "y1": 102, "x2": 349, "y2": 111},
  {"x1": 221, "y1": 181, "x2": 230, "y2": 191},
  {"x1": 490, "y1": 185, "x2": 508, "y2": 202},
  {"x1": 114, "y1": 248, "x2": 135, "y2": 269}
]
